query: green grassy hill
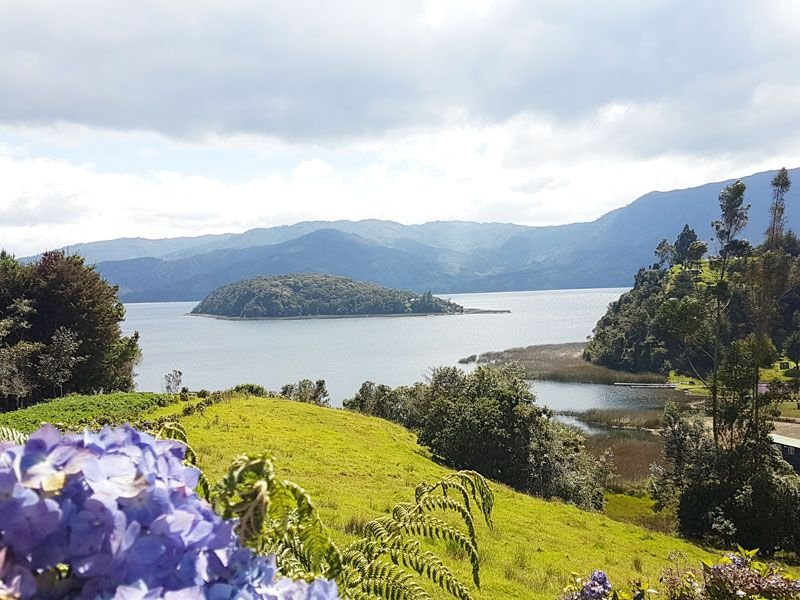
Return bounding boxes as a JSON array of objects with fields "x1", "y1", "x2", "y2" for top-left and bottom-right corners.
[
  {"x1": 0, "y1": 393, "x2": 718, "y2": 598},
  {"x1": 179, "y1": 396, "x2": 715, "y2": 599}
]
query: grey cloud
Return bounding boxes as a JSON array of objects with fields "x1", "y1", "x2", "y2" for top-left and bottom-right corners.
[{"x1": 0, "y1": 0, "x2": 798, "y2": 156}]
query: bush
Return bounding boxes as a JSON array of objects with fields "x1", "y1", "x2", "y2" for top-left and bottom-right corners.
[
  {"x1": 343, "y1": 381, "x2": 427, "y2": 428},
  {"x1": 347, "y1": 365, "x2": 611, "y2": 510},
  {"x1": 279, "y1": 379, "x2": 330, "y2": 406},
  {"x1": 660, "y1": 549, "x2": 800, "y2": 600},
  {"x1": 567, "y1": 550, "x2": 800, "y2": 599},
  {"x1": 229, "y1": 383, "x2": 270, "y2": 397}
]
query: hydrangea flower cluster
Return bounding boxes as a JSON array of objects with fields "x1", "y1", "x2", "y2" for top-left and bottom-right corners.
[
  {"x1": 703, "y1": 552, "x2": 800, "y2": 600},
  {"x1": 0, "y1": 424, "x2": 339, "y2": 599},
  {"x1": 561, "y1": 570, "x2": 612, "y2": 600}
]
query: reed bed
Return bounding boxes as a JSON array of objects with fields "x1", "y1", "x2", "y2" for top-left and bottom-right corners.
[{"x1": 467, "y1": 342, "x2": 666, "y2": 385}]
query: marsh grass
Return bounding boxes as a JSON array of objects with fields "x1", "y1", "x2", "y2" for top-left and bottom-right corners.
[
  {"x1": 567, "y1": 408, "x2": 664, "y2": 430},
  {"x1": 469, "y1": 343, "x2": 666, "y2": 384},
  {"x1": 585, "y1": 433, "x2": 664, "y2": 488}
]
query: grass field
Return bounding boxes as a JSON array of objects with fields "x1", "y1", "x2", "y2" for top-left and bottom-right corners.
[
  {"x1": 0, "y1": 392, "x2": 177, "y2": 432},
  {"x1": 172, "y1": 395, "x2": 717, "y2": 599}
]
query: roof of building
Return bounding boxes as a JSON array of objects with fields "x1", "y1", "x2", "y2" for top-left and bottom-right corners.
[{"x1": 770, "y1": 433, "x2": 800, "y2": 449}]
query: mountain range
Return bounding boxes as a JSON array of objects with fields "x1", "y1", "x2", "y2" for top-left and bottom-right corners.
[{"x1": 24, "y1": 168, "x2": 800, "y2": 302}]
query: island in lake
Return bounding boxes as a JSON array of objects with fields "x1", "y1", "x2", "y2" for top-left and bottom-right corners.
[{"x1": 191, "y1": 273, "x2": 509, "y2": 319}]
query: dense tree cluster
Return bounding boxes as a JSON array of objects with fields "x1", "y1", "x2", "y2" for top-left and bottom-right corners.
[
  {"x1": 0, "y1": 251, "x2": 140, "y2": 410},
  {"x1": 586, "y1": 171, "x2": 800, "y2": 378},
  {"x1": 345, "y1": 365, "x2": 611, "y2": 510},
  {"x1": 192, "y1": 273, "x2": 463, "y2": 318},
  {"x1": 587, "y1": 168, "x2": 800, "y2": 551}
]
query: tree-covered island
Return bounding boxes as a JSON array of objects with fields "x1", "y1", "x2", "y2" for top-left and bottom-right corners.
[{"x1": 191, "y1": 273, "x2": 473, "y2": 318}]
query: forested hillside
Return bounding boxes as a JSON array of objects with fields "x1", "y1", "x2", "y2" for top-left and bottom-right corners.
[
  {"x1": 192, "y1": 273, "x2": 463, "y2": 318},
  {"x1": 23, "y1": 168, "x2": 800, "y2": 301}
]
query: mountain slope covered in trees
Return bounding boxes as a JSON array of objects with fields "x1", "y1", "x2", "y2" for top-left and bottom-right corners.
[{"x1": 22, "y1": 168, "x2": 800, "y2": 301}]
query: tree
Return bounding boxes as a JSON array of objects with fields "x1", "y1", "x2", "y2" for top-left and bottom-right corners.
[
  {"x1": 708, "y1": 180, "x2": 750, "y2": 446},
  {"x1": 418, "y1": 365, "x2": 540, "y2": 490},
  {"x1": 685, "y1": 240, "x2": 708, "y2": 268},
  {"x1": 654, "y1": 238, "x2": 676, "y2": 268},
  {"x1": 765, "y1": 167, "x2": 791, "y2": 250},
  {"x1": 674, "y1": 225, "x2": 699, "y2": 266},
  {"x1": 785, "y1": 330, "x2": 800, "y2": 369},
  {"x1": 0, "y1": 250, "x2": 141, "y2": 407},
  {"x1": 164, "y1": 369, "x2": 183, "y2": 395},
  {"x1": 417, "y1": 365, "x2": 610, "y2": 509},
  {"x1": 280, "y1": 378, "x2": 330, "y2": 406},
  {"x1": 38, "y1": 327, "x2": 84, "y2": 397}
]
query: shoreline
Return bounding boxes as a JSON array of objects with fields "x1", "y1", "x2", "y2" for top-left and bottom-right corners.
[{"x1": 188, "y1": 307, "x2": 511, "y2": 321}]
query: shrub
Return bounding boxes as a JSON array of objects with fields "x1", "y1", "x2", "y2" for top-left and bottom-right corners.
[
  {"x1": 279, "y1": 379, "x2": 329, "y2": 406},
  {"x1": 229, "y1": 383, "x2": 270, "y2": 397},
  {"x1": 568, "y1": 550, "x2": 800, "y2": 600},
  {"x1": 347, "y1": 365, "x2": 611, "y2": 510},
  {"x1": 661, "y1": 549, "x2": 800, "y2": 600}
]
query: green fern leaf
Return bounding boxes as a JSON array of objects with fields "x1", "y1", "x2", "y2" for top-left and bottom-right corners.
[{"x1": 0, "y1": 426, "x2": 28, "y2": 445}]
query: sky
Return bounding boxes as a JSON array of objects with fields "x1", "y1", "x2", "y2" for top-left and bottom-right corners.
[{"x1": 2, "y1": 0, "x2": 800, "y2": 256}]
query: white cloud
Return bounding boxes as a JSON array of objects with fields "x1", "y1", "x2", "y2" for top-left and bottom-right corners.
[{"x1": 0, "y1": 1, "x2": 799, "y2": 254}]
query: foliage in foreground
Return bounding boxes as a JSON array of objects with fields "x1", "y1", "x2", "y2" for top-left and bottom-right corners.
[
  {"x1": 346, "y1": 364, "x2": 612, "y2": 510},
  {"x1": 0, "y1": 421, "x2": 493, "y2": 600},
  {"x1": 0, "y1": 423, "x2": 336, "y2": 599},
  {"x1": 216, "y1": 453, "x2": 494, "y2": 600}
]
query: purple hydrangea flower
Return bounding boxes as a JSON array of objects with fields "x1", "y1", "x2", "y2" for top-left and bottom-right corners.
[{"x1": 0, "y1": 424, "x2": 339, "y2": 599}]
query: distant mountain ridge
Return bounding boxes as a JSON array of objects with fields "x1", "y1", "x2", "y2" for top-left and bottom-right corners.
[{"x1": 24, "y1": 168, "x2": 800, "y2": 301}]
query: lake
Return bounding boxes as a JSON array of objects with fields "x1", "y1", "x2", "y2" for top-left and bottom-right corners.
[{"x1": 122, "y1": 288, "x2": 681, "y2": 412}]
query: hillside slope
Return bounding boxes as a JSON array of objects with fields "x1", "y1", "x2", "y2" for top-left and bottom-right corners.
[
  {"x1": 98, "y1": 229, "x2": 459, "y2": 302},
  {"x1": 177, "y1": 396, "x2": 715, "y2": 599}
]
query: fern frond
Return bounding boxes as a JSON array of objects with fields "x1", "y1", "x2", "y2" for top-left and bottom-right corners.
[
  {"x1": 361, "y1": 561, "x2": 432, "y2": 600},
  {"x1": 0, "y1": 426, "x2": 28, "y2": 445},
  {"x1": 414, "y1": 496, "x2": 476, "y2": 541},
  {"x1": 416, "y1": 471, "x2": 493, "y2": 529},
  {"x1": 393, "y1": 514, "x2": 480, "y2": 588},
  {"x1": 389, "y1": 550, "x2": 472, "y2": 600},
  {"x1": 214, "y1": 453, "x2": 343, "y2": 582}
]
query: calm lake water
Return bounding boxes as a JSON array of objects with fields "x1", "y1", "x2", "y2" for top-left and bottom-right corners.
[{"x1": 122, "y1": 288, "x2": 681, "y2": 412}]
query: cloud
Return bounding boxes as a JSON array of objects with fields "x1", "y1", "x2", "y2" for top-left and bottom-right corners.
[
  {"x1": 1, "y1": 1, "x2": 799, "y2": 255},
  {"x1": 2, "y1": 123, "x2": 796, "y2": 257},
  {"x1": 0, "y1": 0, "x2": 798, "y2": 154}
]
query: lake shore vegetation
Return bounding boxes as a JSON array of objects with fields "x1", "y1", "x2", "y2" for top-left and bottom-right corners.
[{"x1": 459, "y1": 343, "x2": 666, "y2": 384}]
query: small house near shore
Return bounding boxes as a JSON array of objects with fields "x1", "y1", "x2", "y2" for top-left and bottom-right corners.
[{"x1": 771, "y1": 433, "x2": 800, "y2": 473}]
